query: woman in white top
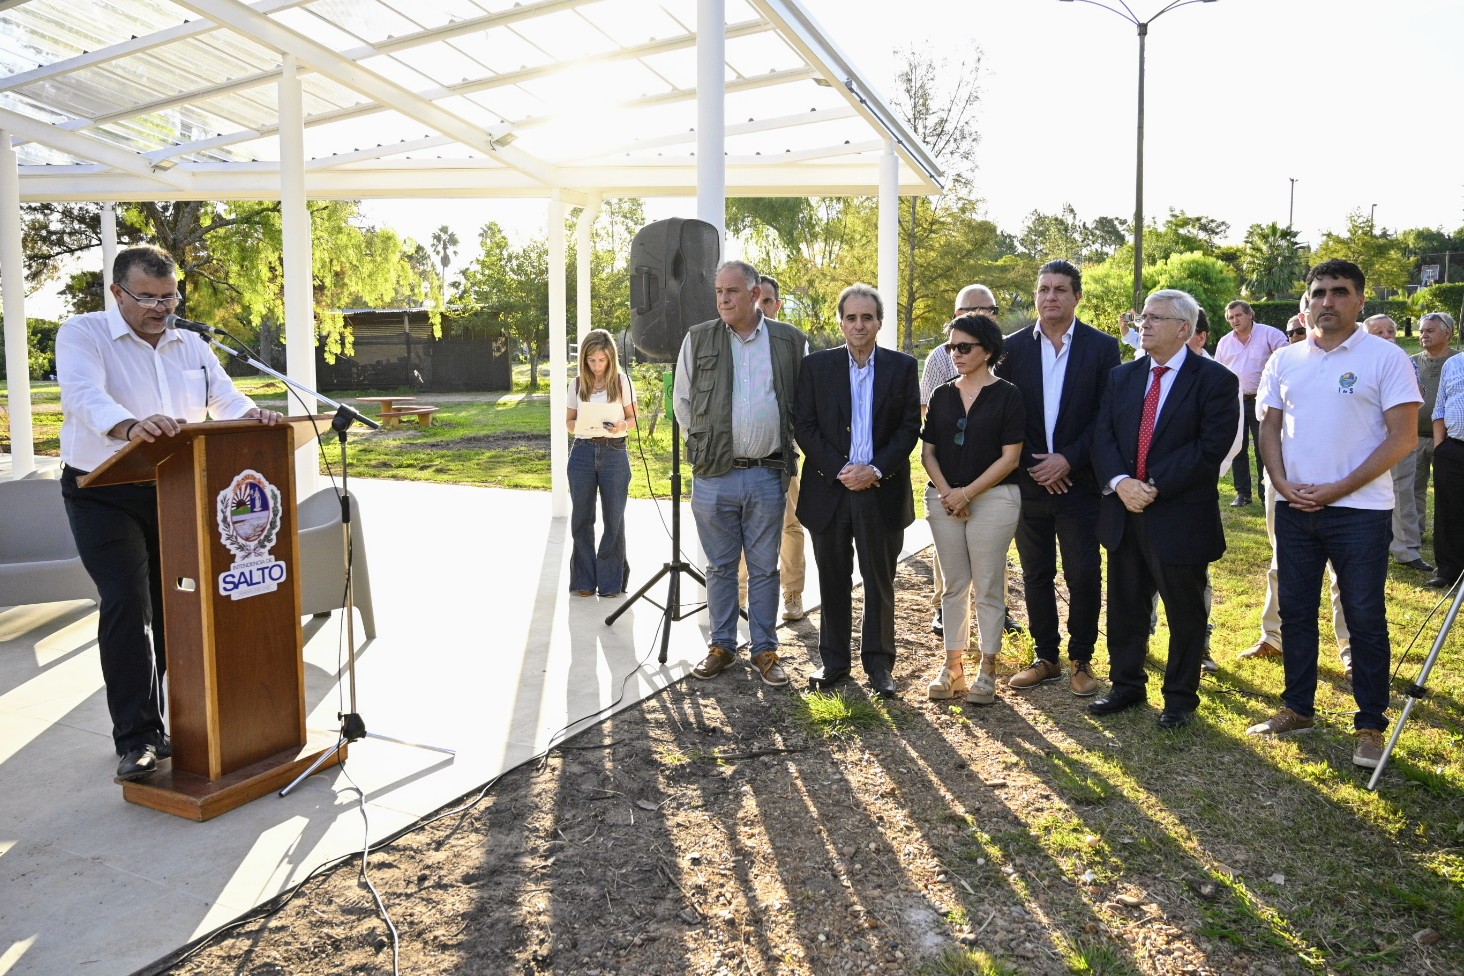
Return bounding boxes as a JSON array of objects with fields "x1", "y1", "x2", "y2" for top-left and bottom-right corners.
[{"x1": 565, "y1": 329, "x2": 637, "y2": 596}]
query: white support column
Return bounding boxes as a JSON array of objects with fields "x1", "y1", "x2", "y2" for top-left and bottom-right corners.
[
  {"x1": 697, "y1": 0, "x2": 726, "y2": 242},
  {"x1": 877, "y1": 139, "x2": 899, "y2": 349},
  {"x1": 1, "y1": 129, "x2": 35, "y2": 477},
  {"x1": 101, "y1": 203, "x2": 118, "y2": 310},
  {"x1": 279, "y1": 54, "x2": 319, "y2": 494},
  {"x1": 575, "y1": 195, "x2": 601, "y2": 343},
  {"x1": 548, "y1": 192, "x2": 569, "y2": 517}
]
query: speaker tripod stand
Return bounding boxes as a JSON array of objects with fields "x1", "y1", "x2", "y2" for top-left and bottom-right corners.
[
  {"x1": 605, "y1": 408, "x2": 706, "y2": 664},
  {"x1": 1367, "y1": 571, "x2": 1461, "y2": 790}
]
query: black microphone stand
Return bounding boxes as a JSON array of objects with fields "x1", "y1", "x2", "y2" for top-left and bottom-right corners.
[
  {"x1": 604, "y1": 372, "x2": 706, "y2": 664},
  {"x1": 185, "y1": 330, "x2": 455, "y2": 797}
]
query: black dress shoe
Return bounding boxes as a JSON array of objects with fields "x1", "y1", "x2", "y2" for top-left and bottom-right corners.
[
  {"x1": 867, "y1": 668, "x2": 897, "y2": 699},
  {"x1": 1157, "y1": 709, "x2": 1195, "y2": 730},
  {"x1": 1087, "y1": 690, "x2": 1144, "y2": 716},
  {"x1": 931, "y1": 609, "x2": 943, "y2": 637},
  {"x1": 156, "y1": 734, "x2": 172, "y2": 760},
  {"x1": 1230, "y1": 495, "x2": 1251, "y2": 507},
  {"x1": 1003, "y1": 614, "x2": 1024, "y2": 634},
  {"x1": 1397, "y1": 557, "x2": 1435, "y2": 573},
  {"x1": 808, "y1": 666, "x2": 851, "y2": 690},
  {"x1": 1425, "y1": 575, "x2": 1454, "y2": 590},
  {"x1": 116, "y1": 744, "x2": 159, "y2": 781}
]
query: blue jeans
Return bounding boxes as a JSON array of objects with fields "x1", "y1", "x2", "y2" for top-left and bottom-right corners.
[
  {"x1": 1274, "y1": 503, "x2": 1392, "y2": 730},
  {"x1": 567, "y1": 439, "x2": 631, "y2": 596},
  {"x1": 690, "y1": 466, "x2": 785, "y2": 654}
]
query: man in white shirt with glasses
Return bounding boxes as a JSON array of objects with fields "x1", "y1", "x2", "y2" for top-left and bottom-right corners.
[{"x1": 56, "y1": 244, "x2": 281, "y2": 782}]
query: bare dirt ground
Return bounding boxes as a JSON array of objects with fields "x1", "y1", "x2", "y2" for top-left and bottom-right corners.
[{"x1": 148, "y1": 550, "x2": 1454, "y2": 976}]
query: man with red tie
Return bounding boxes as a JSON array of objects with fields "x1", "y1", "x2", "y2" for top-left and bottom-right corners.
[{"x1": 1088, "y1": 289, "x2": 1240, "y2": 729}]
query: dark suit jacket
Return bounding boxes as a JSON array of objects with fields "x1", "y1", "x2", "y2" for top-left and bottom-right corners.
[
  {"x1": 1091, "y1": 350, "x2": 1241, "y2": 564},
  {"x1": 997, "y1": 320, "x2": 1121, "y2": 498},
  {"x1": 792, "y1": 346, "x2": 921, "y2": 535}
]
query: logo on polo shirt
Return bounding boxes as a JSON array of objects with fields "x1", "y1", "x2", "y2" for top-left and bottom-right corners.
[{"x1": 1339, "y1": 371, "x2": 1358, "y2": 394}]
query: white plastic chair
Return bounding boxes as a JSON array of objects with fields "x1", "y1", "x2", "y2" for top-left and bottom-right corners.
[
  {"x1": 296, "y1": 487, "x2": 377, "y2": 639},
  {"x1": 0, "y1": 478, "x2": 99, "y2": 608}
]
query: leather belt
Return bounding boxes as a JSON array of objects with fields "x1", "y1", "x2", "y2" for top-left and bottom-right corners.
[
  {"x1": 582, "y1": 436, "x2": 626, "y2": 448},
  {"x1": 731, "y1": 454, "x2": 783, "y2": 469}
]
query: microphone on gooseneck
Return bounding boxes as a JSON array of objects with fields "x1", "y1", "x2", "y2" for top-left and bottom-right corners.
[{"x1": 163, "y1": 313, "x2": 221, "y2": 337}]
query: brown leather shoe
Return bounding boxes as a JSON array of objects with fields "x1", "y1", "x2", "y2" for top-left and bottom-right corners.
[
  {"x1": 1069, "y1": 660, "x2": 1101, "y2": 697},
  {"x1": 749, "y1": 650, "x2": 790, "y2": 687},
  {"x1": 1239, "y1": 640, "x2": 1282, "y2": 659},
  {"x1": 692, "y1": 646, "x2": 736, "y2": 680},
  {"x1": 1008, "y1": 658, "x2": 1062, "y2": 690}
]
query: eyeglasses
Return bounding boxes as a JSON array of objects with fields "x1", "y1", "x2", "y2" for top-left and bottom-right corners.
[
  {"x1": 116, "y1": 283, "x2": 182, "y2": 309},
  {"x1": 957, "y1": 305, "x2": 999, "y2": 315},
  {"x1": 1135, "y1": 313, "x2": 1184, "y2": 326},
  {"x1": 945, "y1": 341, "x2": 986, "y2": 356},
  {"x1": 954, "y1": 416, "x2": 968, "y2": 447}
]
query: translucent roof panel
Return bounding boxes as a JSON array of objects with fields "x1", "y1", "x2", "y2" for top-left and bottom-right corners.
[{"x1": 0, "y1": 0, "x2": 942, "y2": 200}]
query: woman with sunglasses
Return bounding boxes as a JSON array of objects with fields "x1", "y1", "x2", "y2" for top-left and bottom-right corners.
[{"x1": 920, "y1": 315, "x2": 1026, "y2": 704}]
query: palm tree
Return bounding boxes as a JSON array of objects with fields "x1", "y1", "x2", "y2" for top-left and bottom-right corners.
[
  {"x1": 1239, "y1": 222, "x2": 1308, "y2": 300},
  {"x1": 430, "y1": 225, "x2": 459, "y2": 287}
]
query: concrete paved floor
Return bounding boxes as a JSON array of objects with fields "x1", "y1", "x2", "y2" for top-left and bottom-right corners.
[{"x1": 0, "y1": 466, "x2": 932, "y2": 976}]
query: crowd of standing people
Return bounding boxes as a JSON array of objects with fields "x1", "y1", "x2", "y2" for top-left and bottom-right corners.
[{"x1": 670, "y1": 256, "x2": 1431, "y2": 772}]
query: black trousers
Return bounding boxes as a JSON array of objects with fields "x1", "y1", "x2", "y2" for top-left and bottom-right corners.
[
  {"x1": 1014, "y1": 490, "x2": 1101, "y2": 663},
  {"x1": 1433, "y1": 438, "x2": 1464, "y2": 582},
  {"x1": 61, "y1": 468, "x2": 168, "y2": 755},
  {"x1": 1105, "y1": 512, "x2": 1209, "y2": 713},
  {"x1": 1230, "y1": 394, "x2": 1261, "y2": 498},
  {"x1": 809, "y1": 489, "x2": 903, "y2": 675}
]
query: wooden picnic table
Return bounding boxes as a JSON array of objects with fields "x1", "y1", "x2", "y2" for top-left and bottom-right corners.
[{"x1": 357, "y1": 395, "x2": 417, "y2": 416}]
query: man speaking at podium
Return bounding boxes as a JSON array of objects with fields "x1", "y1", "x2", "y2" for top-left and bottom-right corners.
[{"x1": 55, "y1": 244, "x2": 282, "y2": 783}]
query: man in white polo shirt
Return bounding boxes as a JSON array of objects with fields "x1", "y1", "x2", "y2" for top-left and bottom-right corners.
[{"x1": 1246, "y1": 259, "x2": 1420, "y2": 770}]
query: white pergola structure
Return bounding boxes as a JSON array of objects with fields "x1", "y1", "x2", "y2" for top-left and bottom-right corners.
[{"x1": 0, "y1": 0, "x2": 942, "y2": 505}]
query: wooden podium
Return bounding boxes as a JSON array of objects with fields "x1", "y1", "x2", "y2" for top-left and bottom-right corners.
[{"x1": 82, "y1": 416, "x2": 345, "y2": 820}]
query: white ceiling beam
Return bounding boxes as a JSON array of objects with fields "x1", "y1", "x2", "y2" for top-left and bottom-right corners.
[
  {"x1": 565, "y1": 104, "x2": 857, "y2": 163},
  {"x1": 0, "y1": 108, "x2": 195, "y2": 190},
  {"x1": 305, "y1": 136, "x2": 456, "y2": 169},
  {"x1": 172, "y1": 0, "x2": 558, "y2": 187},
  {"x1": 0, "y1": 0, "x2": 308, "y2": 92},
  {"x1": 148, "y1": 18, "x2": 772, "y2": 164}
]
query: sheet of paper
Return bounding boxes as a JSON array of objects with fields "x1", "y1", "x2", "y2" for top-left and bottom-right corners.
[{"x1": 573, "y1": 401, "x2": 624, "y2": 437}]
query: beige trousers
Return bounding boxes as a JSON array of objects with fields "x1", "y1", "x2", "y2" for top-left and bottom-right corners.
[{"x1": 926, "y1": 483, "x2": 1022, "y2": 656}]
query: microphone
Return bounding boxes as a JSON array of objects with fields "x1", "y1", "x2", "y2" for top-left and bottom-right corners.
[{"x1": 163, "y1": 313, "x2": 221, "y2": 337}]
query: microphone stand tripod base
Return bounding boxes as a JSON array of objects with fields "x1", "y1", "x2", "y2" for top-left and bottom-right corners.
[{"x1": 125, "y1": 732, "x2": 346, "y2": 822}]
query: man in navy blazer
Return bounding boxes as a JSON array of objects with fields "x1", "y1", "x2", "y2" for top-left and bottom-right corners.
[
  {"x1": 997, "y1": 260, "x2": 1121, "y2": 697},
  {"x1": 794, "y1": 283, "x2": 921, "y2": 698},
  {"x1": 1088, "y1": 289, "x2": 1240, "y2": 728}
]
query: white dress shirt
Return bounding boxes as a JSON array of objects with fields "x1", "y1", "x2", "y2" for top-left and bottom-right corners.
[
  {"x1": 1035, "y1": 319, "x2": 1075, "y2": 454},
  {"x1": 57, "y1": 308, "x2": 258, "y2": 472}
]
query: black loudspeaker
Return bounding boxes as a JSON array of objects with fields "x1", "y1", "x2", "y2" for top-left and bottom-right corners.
[{"x1": 629, "y1": 218, "x2": 720, "y2": 362}]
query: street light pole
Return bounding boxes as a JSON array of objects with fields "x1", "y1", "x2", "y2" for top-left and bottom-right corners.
[
  {"x1": 1289, "y1": 178, "x2": 1297, "y2": 228},
  {"x1": 1058, "y1": 0, "x2": 1218, "y2": 317}
]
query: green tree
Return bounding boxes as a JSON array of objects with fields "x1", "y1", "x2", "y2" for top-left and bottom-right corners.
[
  {"x1": 1238, "y1": 222, "x2": 1308, "y2": 300},
  {"x1": 1079, "y1": 250, "x2": 1236, "y2": 344},
  {"x1": 1314, "y1": 210, "x2": 1413, "y2": 299},
  {"x1": 455, "y1": 222, "x2": 553, "y2": 389},
  {"x1": 890, "y1": 43, "x2": 985, "y2": 353},
  {"x1": 429, "y1": 225, "x2": 459, "y2": 310},
  {"x1": 0, "y1": 317, "x2": 61, "y2": 378}
]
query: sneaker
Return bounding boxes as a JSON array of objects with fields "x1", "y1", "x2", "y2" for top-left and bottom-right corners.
[
  {"x1": 749, "y1": 650, "x2": 790, "y2": 687},
  {"x1": 782, "y1": 594, "x2": 806, "y2": 621},
  {"x1": 692, "y1": 645, "x2": 736, "y2": 680},
  {"x1": 964, "y1": 670, "x2": 997, "y2": 705},
  {"x1": 1008, "y1": 658, "x2": 1062, "y2": 690},
  {"x1": 1352, "y1": 728, "x2": 1385, "y2": 769},
  {"x1": 1246, "y1": 706, "x2": 1316, "y2": 736},
  {"x1": 1069, "y1": 660, "x2": 1100, "y2": 697},
  {"x1": 927, "y1": 666, "x2": 968, "y2": 700}
]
